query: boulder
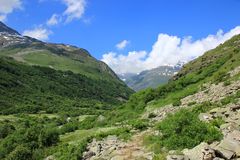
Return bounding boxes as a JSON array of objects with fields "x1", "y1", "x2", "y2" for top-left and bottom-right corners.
[
  {"x1": 199, "y1": 113, "x2": 213, "y2": 122},
  {"x1": 214, "y1": 131, "x2": 240, "y2": 159},
  {"x1": 230, "y1": 104, "x2": 240, "y2": 111},
  {"x1": 202, "y1": 146, "x2": 216, "y2": 160},
  {"x1": 82, "y1": 151, "x2": 95, "y2": 160},
  {"x1": 183, "y1": 142, "x2": 209, "y2": 160}
]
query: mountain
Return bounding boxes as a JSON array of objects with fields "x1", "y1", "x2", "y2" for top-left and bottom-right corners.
[
  {"x1": 0, "y1": 21, "x2": 20, "y2": 35},
  {"x1": 0, "y1": 22, "x2": 121, "y2": 81},
  {"x1": 0, "y1": 22, "x2": 134, "y2": 115},
  {"x1": 119, "y1": 63, "x2": 182, "y2": 91}
]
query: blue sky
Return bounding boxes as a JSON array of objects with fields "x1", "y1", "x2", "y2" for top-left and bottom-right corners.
[{"x1": 1, "y1": 0, "x2": 240, "y2": 73}]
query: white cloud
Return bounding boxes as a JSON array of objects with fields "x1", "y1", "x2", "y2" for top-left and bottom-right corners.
[
  {"x1": 0, "y1": 0, "x2": 22, "y2": 21},
  {"x1": 116, "y1": 40, "x2": 130, "y2": 50},
  {"x1": 0, "y1": 14, "x2": 6, "y2": 21},
  {"x1": 102, "y1": 26, "x2": 240, "y2": 74},
  {"x1": 47, "y1": 14, "x2": 61, "y2": 26},
  {"x1": 23, "y1": 27, "x2": 52, "y2": 41},
  {"x1": 62, "y1": 0, "x2": 86, "y2": 23}
]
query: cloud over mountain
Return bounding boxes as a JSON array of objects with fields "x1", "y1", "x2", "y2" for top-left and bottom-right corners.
[{"x1": 102, "y1": 26, "x2": 240, "y2": 74}]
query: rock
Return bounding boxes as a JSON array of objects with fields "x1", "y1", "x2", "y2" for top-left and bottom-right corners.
[
  {"x1": 199, "y1": 113, "x2": 213, "y2": 122},
  {"x1": 111, "y1": 155, "x2": 127, "y2": 160},
  {"x1": 214, "y1": 147, "x2": 235, "y2": 160},
  {"x1": 166, "y1": 155, "x2": 189, "y2": 160},
  {"x1": 183, "y1": 142, "x2": 209, "y2": 160},
  {"x1": 212, "y1": 158, "x2": 224, "y2": 160},
  {"x1": 131, "y1": 150, "x2": 145, "y2": 157},
  {"x1": 202, "y1": 146, "x2": 216, "y2": 160},
  {"x1": 214, "y1": 131, "x2": 240, "y2": 159},
  {"x1": 97, "y1": 115, "x2": 105, "y2": 122},
  {"x1": 82, "y1": 151, "x2": 95, "y2": 160},
  {"x1": 220, "y1": 123, "x2": 239, "y2": 135},
  {"x1": 230, "y1": 104, "x2": 240, "y2": 111},
  {"x1": 230, "y1": 130, "x2": 240, "y2": 142}
]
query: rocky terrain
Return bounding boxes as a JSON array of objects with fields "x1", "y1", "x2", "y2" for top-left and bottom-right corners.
[{"x1": 82, "y1": 65, "x2": 240, "y2": 160}]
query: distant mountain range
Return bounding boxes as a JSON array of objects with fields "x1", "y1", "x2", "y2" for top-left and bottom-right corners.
[{"x1": 118, "y1": 63, "x2": 183, "y2": 91}]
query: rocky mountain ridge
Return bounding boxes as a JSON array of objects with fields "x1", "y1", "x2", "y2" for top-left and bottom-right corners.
[{"x1": 119, "y1": 63, "x2": 183, "y2": 91}]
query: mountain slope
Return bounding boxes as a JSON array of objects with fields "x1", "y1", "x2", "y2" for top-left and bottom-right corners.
[
  {"x1": 119, "y1": 64, "x2": 181, "y2": 91},
  {"x1": 0, "y1": 22, "x2": 120, "y2": 81},
  {"x1": 0, "y1": 22, "x2": 134, "y2": 115},
  {"x1": 0, "y1": 57, "x2": 133, "y2": 115}
]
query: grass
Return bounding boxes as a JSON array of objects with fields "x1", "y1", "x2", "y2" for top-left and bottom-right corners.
[
  {"x1": 22, "y1": 51, "x2": 100, "y2": 79},
  {"x1": 0, "y1": 115, "x2": 20, "y2": 121},
  {"x1": 28, "y1": 113, "x2": 59, "y2": 119},
  {"x1": 78, "y1": 115, "x2": 95, "y2": 122}
]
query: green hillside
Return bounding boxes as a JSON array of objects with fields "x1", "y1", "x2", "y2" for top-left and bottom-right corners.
[
  {"x1": 0, "y1": 57, "x2": 133, "y2": 115},
  {"x1": 0, "y1": 43, "x2": 119, "y2": 81}
]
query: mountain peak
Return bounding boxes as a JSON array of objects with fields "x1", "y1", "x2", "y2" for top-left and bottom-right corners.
[{"x1": 0, "y1": 21, "x2": 20, "y2": 35}]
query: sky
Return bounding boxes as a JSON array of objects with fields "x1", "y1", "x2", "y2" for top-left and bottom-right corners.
[{"x1": 1, "y1": 0, "x2": 240, "y2": 74}]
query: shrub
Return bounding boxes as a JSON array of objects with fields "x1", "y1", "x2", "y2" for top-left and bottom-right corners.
[
  {"x1": 130, "y1": 120, "x2": 148, "y2": 131},
  {"x1": 223, "y1": 81, "x2": 231, "y2": 86},
  {"x1": 156, "y1": 109, "x2": 222, "y2": 150},
  {"x1": 39, "y1": 128, "x2": 59, "y2": 147},
  {"x1": 0, "y1": 123, "x2": 15, "y2": 139},
  {"x1": 148, "y1": 113, "x2": 157, "y2": 118},
  {"x1": 6, "y1": 145, "x2": 32, "y2": 160},
  {"x1": 172, "y1": 99, "x2": 182, "y2": 106},
  {"x1": 187, "y1": 101, "x2": 196, "y2": 106}
]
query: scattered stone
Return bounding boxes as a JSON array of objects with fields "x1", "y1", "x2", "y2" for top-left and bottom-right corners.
[
  {"x1": 199, "y1": 113, "x2": 213, "y2": 122},
  {"x1": 82, "y1": 151, "x2": 95, "y2": 160},
  {"x1": 97, "y1": 115, "x2": 105, "y2": 122},
  {"x1": 202, "y1": 146, "x2": 216, "y2": 160}
]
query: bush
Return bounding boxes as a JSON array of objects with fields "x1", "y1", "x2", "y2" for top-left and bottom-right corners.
[
  {"x1": 148, "y1": 113, "x2": 157, "y2": 118},
  {"x1": 156, "y1": 109, "x2": 222, "y2": 150},
  {"x1": 130, "y1": 120, "x2": 148, "y2": 131},
  {"x1": 6, "y1": 145, "x2": 32, "y2": 160},
  {"x1": 172, "y1": 99, "x2": 182, "y2": 106},
  {"x1": 0, "y1": 123, "x2": 15, "y2": 139},
  {"x1": 39, "y1": 128, "x2": 59, "y2": 147},
  {"x1": 223, "y1": 81, "x2": 231, "y2": 86}
]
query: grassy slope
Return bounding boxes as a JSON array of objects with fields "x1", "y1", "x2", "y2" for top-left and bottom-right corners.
[
  {"x1": 0, "y1": 57, "x2": 133, "y2": 115},
  {"x1": 100, "y1": 34, "x2": 240, "y2": 141},
  {"x1": 0, "y1": 43, "x2": 120, "y2": 81}
]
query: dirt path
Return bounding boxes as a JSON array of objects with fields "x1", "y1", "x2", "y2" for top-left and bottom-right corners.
[{"x1": 110, "y1": 130, "x2": 153, "y2": 160}]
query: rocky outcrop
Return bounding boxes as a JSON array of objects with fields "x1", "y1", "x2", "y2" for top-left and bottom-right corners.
[
  {"x1": 82, "y1": 134, "x2": 153, "y2": 160},
  {"x1": 181, "y1": 80, "x2": 240, "y2": 106}
]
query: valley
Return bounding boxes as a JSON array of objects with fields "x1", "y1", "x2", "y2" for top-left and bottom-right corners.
[{"x1": 0, "y1": 21, "x2": 240, "y2": 160}]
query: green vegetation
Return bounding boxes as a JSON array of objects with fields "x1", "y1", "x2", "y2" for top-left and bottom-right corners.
[
  {"x1": 145, "y1": 103, "x2": 223, "y2": 152},
  {"x1": 0, "y1": 24, "x2": 240, "y2": 159},
  {"x1": 0, "y1": 57, "x2": 133, "y2": 115}
]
